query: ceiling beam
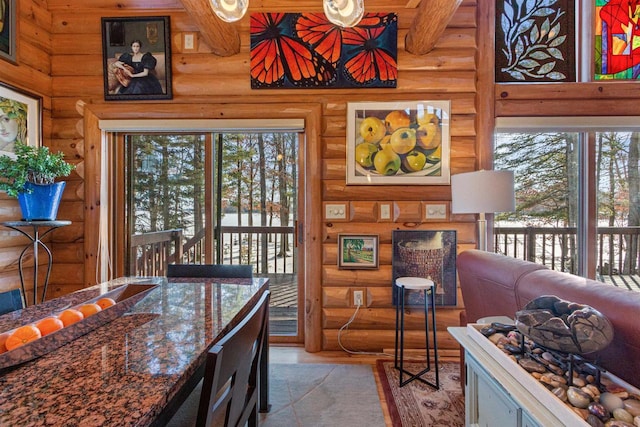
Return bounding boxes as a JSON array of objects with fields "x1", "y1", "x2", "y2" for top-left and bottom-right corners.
[
  {"x1": 405, "y1": 0, "x2": 462, "y2": 55},
  {"x1": 178, "y1": 0, "x2": 241, "y2": 56}
]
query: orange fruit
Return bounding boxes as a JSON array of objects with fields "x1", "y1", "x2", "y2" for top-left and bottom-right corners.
[
  {"x1": 36, "y1": 317, "x2": 64, "y2": 336},
  {"x1": 0, "y1": 331, "x2": 11, "y2": 354},
  {"x1": 77, "y1": 303, "x2": 102, "y2": 318},
  {"x1": 59, "y1": 308, "x2": 84, "y2": 326},
  {"x1": 5, "y1": 325, "x2": 42, "y2": 351},
  {"x1": 96, "y1": 297, "x2": 116, "y2": 310}
]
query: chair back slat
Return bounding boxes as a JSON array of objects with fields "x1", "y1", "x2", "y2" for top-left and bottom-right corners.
[
  {"x1": 197, "y1": 290, "x2": 269, "y2": 427},
  {"x1": 0, "y1": 289, "x2": 24, "y2": 316},
  {"x1": 167, "y1": 264, "x2": 253, "y2": 279}
]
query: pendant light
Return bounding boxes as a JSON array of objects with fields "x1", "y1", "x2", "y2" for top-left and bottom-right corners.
[
  {"x1": 323, "y1": 0, "x2": 365, "y2": 28},
  {"x1": 210, "y1": 0, "x2": 249, "y2": 22},
  {"x1": 209, "y1": 0, "x2": 364, "y2": 27}
]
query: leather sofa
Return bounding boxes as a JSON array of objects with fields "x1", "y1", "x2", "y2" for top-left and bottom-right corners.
[{"x1": 457, "y1": 249, "x2": 640, "y2": 388}]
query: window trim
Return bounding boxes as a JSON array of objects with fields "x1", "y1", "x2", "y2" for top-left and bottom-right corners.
[{"x1": 496, "y1": 117, "x2": 640, "y2": 132}]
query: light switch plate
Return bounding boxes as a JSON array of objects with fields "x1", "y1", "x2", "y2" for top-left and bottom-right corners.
[
  {"x1": 325, "y1": 203, "x2": 347, "y2": 220},
  {"x1": 380, "y1": 203, "x2": 391, "y2": 220},
  {"x1": 423, "y1": 202, "x2": 448, "y2": 221}
]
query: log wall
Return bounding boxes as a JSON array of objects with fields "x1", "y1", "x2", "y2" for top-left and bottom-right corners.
[
  {"x1": 0, "y1": 0, "x2": 54, "y2": 304},
  {"x1": 10, "y1": 0, "x2": 629, "y2": 354}
]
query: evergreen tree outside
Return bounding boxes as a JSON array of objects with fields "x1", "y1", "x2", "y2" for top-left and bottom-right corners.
[
  {"x1": 495, "y1": 130, "x2": 640, "y2": 275},
  {"x1": 127, "y1": 131, "x2": 297, "y2": 273}
]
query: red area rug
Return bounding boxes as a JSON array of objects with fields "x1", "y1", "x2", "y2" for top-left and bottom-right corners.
[{"x1": 376, "y1": 360, "x2": 464, "y2": 427}]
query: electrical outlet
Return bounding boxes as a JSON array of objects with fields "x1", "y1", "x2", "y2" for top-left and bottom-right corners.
[{"x1": 353, "y1": 290, "x2": 364, "y2": 306}]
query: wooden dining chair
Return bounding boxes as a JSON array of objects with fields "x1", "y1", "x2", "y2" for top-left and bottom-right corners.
[
  {"x1": 167, "y1": 263, "x2": 253, "y2": 279},
  {"x1": 196, "y1": 290, "x2": 269, "y2": 426},
  {"x1": 166, "y1": 290, "x2": 270, "y2": 427},
  {"x1": 0, "y1": 289, "x2": 25, "y2": 316}
]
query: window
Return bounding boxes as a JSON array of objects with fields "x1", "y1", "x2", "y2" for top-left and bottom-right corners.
[{"x1": 494, "y1": 117, "x2": 640, "y2": 282}]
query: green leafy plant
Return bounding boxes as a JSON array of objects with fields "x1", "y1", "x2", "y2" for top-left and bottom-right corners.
[{"x1": 0, "y1": 142, "x2": 75, "y2": 198}]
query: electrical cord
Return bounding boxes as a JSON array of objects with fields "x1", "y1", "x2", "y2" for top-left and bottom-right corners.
[{"x1": 337, "y1": 300, "x2": 394, "y2": 357}]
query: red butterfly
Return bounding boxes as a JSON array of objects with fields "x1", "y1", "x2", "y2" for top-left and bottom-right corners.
[
  {"x1": 295, "y1": 13, "x2": 397, "y2": 85},
  {"x1": 250, "y1": 13, "x2": 335, "y2": 87},
  {"x1": 341, "y1": 17, "x2": 398, "y2": 85},
  {"x1": 295, "y1": 13, "x2": 343, "y2": 65}
]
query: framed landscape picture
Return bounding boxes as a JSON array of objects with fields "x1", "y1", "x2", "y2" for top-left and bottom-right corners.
[
  {"x1": 392, "y1": 230, "x2": 457, "y2": 306},
  {"x1": 0, "y1": 82, "x2": 41, "y2": 157},
  {"x1": 101, "y1": 16, "x2": 172, "y2": 101},
  {"x1": 338, "y1": 234, "x2": 379, "y2": 269},
  {"x1": 346, "y1": 100, "x2": 450, "y2": 185}
]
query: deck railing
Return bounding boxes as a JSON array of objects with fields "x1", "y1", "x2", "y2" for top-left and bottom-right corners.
[
  {"x1": 129, "y1": 225, "x2": 296, "y2": 277},
  {"x1": 129, "y1": 229, "x2": 183, "y2": 276},
  {"x1": 495, "y1": 226, "x2": 640, "y2": 275}
]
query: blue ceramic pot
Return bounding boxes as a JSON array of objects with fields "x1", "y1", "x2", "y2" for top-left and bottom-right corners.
[{"x1": 17, "y1": 181, "x2": 66, "y2": 221}]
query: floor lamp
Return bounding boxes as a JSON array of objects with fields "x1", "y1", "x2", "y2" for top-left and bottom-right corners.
[{"x1": 451, "y1": 170, "x2": 515, "y2": 251}]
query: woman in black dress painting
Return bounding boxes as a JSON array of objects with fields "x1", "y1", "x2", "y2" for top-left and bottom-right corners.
[{"x1": 113, "y1": 40, "x2": 163, "y2": 95}]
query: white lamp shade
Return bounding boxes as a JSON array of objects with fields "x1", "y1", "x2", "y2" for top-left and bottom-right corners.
[
  {"x1": 451, "y1": 170, "x2": 515, "y2": 214},
  {"x1": 323, "y1": 0, "x2": 365, "y2": 27},
  {"x1": 210, "y1": 0, "x2": 248, "y2": 22}
]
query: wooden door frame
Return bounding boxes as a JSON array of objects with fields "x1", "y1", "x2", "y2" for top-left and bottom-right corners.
[{"x1": 82, "y1": 102, "x2": 323, "y2": 352}]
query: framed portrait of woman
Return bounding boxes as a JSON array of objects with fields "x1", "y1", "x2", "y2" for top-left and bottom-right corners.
[
  {"x1": 101, "y1": 16, "x2": 172, "y2": 101},
  {"x1": 0, "y1": 82, "x2": 41, "y2": 157}
]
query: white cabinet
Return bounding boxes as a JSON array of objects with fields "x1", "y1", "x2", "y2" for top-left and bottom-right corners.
[
  {"x1": 466, "y1": 353, "x2": 534, "y2": 427},
  {"x1": 449, "y1": 326, "x2": 571, "y2": 427},
  {"x1": 450, "y1": 325, "x2": 640, "y2": 427}
]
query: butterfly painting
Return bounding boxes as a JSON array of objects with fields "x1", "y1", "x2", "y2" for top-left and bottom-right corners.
[{"x1": 250, "y1": 12, "x2": 397, "y2": 89}]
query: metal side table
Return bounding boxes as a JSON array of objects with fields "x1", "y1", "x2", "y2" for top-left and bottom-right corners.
[
  {"x1": 1, "y1": 220, "x2": 71, "y2": 306},
  {"x1": 394, "y1": 276, "x2": 440, "y2": 389}
]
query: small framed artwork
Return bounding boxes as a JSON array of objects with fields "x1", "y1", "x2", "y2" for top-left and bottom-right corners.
[
  {"x1": 0, "y1": 82, "x2": 41, "y2": 156},
  {"x1": 0, "y1": 0, "x2": 16, "y2": 63},
  {"x1": 338, "y1": 234, "x2": 379, "y2": 269},
  {"x1": 346, "y1": 100, "x2": 450, "y2": 185},
  {"x1": 392, "y1": 230, "x2": 457, "y2": 306},
  {"x1": 101, "y1": 16, "x2": 172, "y2": 101}
]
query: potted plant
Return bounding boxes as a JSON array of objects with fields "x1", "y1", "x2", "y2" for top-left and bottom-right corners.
[{"x1": 0, "y1": 142, "x2": 75, "y2": 221}]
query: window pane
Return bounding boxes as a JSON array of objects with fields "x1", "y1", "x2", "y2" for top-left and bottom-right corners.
[
  {"x1": 128, "y1": 134, "x2": 207, "y2": 263},
  {"x1": 494, "y1": 131, "x2": 580, "y2": 272},
  {"x1": 595, "y1": 132, "x2": 640, "y2": 276}
]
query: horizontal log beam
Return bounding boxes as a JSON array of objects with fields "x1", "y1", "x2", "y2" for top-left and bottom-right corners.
[
  {"x1": 178, "y1": 0, "x2": 241, "y2": 56},
  {"x1": 405, "y1": 0, "x2": 462, "y2": 55}
]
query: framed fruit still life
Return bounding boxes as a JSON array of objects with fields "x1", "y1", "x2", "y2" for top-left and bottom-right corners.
[{"x1": 346, "y1": 101, "x2": 450, "y2": 185}]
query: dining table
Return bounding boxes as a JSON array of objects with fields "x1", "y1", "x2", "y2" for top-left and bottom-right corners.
[{"x1": 0, "y1": 275, "x2": 270, "y2": 426}]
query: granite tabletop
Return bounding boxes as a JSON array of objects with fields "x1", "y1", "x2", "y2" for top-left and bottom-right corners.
[{"x1": 0, "y1": 276, "x2": 269, "y2": 426}]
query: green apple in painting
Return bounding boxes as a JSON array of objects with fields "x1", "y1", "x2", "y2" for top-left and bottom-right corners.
[
  {"x1": 355, "y1": 142, "x2": 378, "y2": 168},
  {"x1": 390, "y1": 128, "x2": 417, "y2": 154},
  {"x1": 359, "y1": 116, "x2": 386, "y2": 144},
  {"x1": 374, "y1": 146, "x2": 401, "y2": 175},
  {"x1": 401, "y1": 150, "x2": 427, "y2": 172}
]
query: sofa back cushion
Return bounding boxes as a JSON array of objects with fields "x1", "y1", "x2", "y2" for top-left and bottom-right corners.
[
  {"x1": 458, "y1": 250, "x2": 547, "y2": 322},
  {"x1": 517, "y1": 269, "x2": 640, "y2": 388}
]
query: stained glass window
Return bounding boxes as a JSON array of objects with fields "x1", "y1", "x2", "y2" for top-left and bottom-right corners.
[
  {"x1": 595, "y1": 0, "x2": 640, "y2": 79},
  {"x1": 495, "y1": 0, "x2": 576, "y2": 82}
]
